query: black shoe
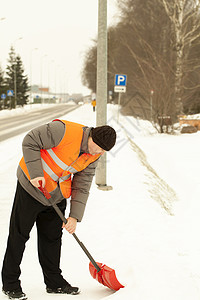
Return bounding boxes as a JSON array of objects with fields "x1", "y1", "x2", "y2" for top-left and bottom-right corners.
[
  {"x1": 46, "y1": 283, "x2": 80, "y2": 295},
  {"x1": 2, "y1": 288, "x2": 27, "y2": 300}
]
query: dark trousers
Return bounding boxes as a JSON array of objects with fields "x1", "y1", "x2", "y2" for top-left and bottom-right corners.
[{"x1": 1, "y1": 181, "x2": 67, "y2": 291}]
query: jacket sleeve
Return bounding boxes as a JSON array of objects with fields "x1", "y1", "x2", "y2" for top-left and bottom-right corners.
[
  {"x1": 69, "y1": 159, "x2": 99, "y2": 222},
  {"x1": 22, "y1": 121, "x2": 65, "y2": 179}
]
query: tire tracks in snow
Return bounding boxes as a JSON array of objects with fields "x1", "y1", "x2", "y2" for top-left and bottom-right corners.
[{"x1": 119, "y1": 121, "x2": 178, "y2": 216}]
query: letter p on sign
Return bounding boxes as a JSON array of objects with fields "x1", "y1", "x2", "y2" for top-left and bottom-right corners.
[{"x1": 115, "y1": 74, "x2": 127, "y2": 86}]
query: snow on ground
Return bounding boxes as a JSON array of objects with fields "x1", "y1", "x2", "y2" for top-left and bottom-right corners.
[
  {"x1": 0, "y1": 103, "x2": 200, "y2": 299},
  {"x1": 0, "y1": 103, "x2": 75, "y2": 118}
]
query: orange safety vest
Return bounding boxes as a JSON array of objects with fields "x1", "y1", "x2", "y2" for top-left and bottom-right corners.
[
  {"x1": 92, "y1": 100, "x2": 96, "y2": 107},
  {"x1": 19, "y1": 120, "x2": 101, "y2": 199}
]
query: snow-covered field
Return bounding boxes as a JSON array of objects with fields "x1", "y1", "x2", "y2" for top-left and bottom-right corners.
[{"x1": 0, "y1": 103, "x2": 200, "y2": 300}]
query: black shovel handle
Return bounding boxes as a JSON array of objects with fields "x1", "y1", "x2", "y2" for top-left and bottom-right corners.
[
  {"x1": 52, "y1": 203, "x2": 101, "y2": 272},
  {"x1": 38, "y1": 182, "x2": 101, "y2": 273}
]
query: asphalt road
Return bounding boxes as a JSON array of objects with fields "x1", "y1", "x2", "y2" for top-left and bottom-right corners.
[{"x1": 0, "y1": 104, "x2": 78, "y2": 142}]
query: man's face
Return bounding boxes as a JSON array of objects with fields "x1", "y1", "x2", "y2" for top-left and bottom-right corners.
[{"x1": 88, "y1": 137, "x2": 105, "y2": 155}]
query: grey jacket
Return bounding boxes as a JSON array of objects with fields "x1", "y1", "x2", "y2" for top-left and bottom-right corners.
[{"x1": 17, "y1": 120, "x2": 99, "y2": 222}]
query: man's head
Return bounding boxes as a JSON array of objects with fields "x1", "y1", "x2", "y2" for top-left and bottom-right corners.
[{"x1": 88, "y1": 125, "x2": 116, "y2": 155}]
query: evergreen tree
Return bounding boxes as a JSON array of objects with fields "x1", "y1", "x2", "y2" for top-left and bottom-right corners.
[
  {"x1": 5, "y1": 46, "x2": 16, "y2": 108},
  {"x1": 15, "y1": 55, "x2": 29, "y2": 106},
  {"x1": 5, "y1": 46, "x2": 29, "y2": 108}
]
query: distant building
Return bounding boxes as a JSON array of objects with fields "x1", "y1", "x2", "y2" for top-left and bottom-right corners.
[
  {"x1": 29, "y1": 85, "x2": 72, "y2": 104},
  {"x1": 39, "y1": 87, "x2": 49, "y2": 93}
]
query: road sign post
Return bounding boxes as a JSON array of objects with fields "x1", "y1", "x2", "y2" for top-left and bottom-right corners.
[
  {"x1": 1, "y1": 94, "x2": 6, "y2": 109},
  {"x1": 114, "y1": 74, "x2": 127, "y2": 122},
  {"x1": 117, "y1": 92, "x2": 121, "y2": 122},
  {"x1": 7, "y1": 90, "x2": 14, "y2": 109}
]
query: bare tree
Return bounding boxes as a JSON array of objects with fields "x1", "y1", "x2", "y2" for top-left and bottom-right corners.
[
  {"x1": 160, "y1": 0, "x2": 200, "y2": 116},
  {"x1": 81, "y1": 42, "x2": 97, "y2": 93},
  {"x1": 113, "y1": 0, "x2": 177, "y2": 124},
  {"x1": 81, "y1": 0, "x2": 200, "y2": 132}
]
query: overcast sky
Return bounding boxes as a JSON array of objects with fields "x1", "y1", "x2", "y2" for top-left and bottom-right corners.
[{"x1": 0, "y1": 0, "x2": 119, "y2": 96}]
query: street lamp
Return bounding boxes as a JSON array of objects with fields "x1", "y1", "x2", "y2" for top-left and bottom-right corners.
[
  {"x1": 30, "y1": 48, "x2": 38, "y2": 103},
  {"x1": 50, "y1": 60, "x2": 56, "y2": 100},
  {"x1": 40, "y1": 54, "x2": 47, "y2": 103},
  {"x1": 48, "y1": 60, "x2": 55, "y2": 103},
  {"x1": 56, "y1": 64, "x2": 62, "y2": 103},
  {"x1": 64, "y1": 72, "x2": 68, "y2": 102},
  {"x1": 58, "y1": 66, "x2": 65, "y2": 103}
]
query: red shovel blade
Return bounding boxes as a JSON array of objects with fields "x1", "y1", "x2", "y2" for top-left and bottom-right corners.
[{"x1": 89, "y1": 262, "x2": 124, "y2": 291}]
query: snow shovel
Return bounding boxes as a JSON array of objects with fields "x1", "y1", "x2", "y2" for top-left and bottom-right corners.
[{"x1": 38, "y1": 182, "x2": 124, "y2": 291}]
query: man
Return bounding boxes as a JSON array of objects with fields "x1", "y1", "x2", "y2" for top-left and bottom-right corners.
[
  {"x1": 91, "y1": 99, "x2": 96, "y2": 112},
  {"x1": 2, "y1": 119, "x2": 116, "y2": 300}
]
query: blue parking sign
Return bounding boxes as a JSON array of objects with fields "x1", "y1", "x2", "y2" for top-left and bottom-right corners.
[{"x1": 115, "y1": 74, "x2": 127, "y2": 86}]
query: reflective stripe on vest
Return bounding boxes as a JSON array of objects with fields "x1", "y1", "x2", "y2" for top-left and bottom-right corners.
[
  {"x1": 42, "y1": 149, "x2": 79, "y2": 183},
  {"x1": 41, "y1": 158, "x2": 71, "y2": 183},
  {"x1": 46, "y1": 149, "x2": 77, "y2": 174},
  {"x1": 59, "y1": 176, "x2": 70, "y2": 183},
  {"x1": 41, "y1": 159, "x2": 59, "y2": 181}
]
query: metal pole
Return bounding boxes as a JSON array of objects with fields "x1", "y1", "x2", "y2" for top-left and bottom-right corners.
[
  {"x1": 95, "y1": 0, "x2": 112, "y2": 190},
  {"x1": 117, "y1": 92, "x2": 121, "y2": 122},
  {"x1": 14, "y1": 64, "x2": 17, "y2": 108},
  {"x1": 40, "y1": 54, "x2": 47, "y2": 104},
  {"x1": 30, "y1": 48, "x2": 38, "y2": 103},
  {"x1": 40, "y1": 57, "x2": 43, "y2": 103},
  {"x1": 55, "y1": 65, "x2": 57, "y2": 101},
  {"x1": 48, "y1": 60, "x2": 50, "y2": 103}
]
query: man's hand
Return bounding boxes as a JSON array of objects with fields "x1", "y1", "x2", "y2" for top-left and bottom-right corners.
[
  {"x1": 30, "y1": 177, "x2": 45, "y2": 188},
  {"x1": 63, "y1": 217, "x2": 77, "y2": 234}
]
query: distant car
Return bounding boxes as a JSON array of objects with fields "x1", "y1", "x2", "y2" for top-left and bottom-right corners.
[{"x1": 67, "y1": 100, "x2": 77, "y2": 105}]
